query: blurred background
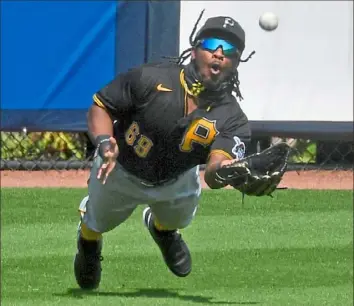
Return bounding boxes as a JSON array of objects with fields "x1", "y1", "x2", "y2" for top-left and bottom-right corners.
[{"x1": 1, "y1": 0, "x2": 353, "y2": 172}]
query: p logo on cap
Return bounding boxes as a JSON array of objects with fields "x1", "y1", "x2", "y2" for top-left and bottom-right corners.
[{"x1": 223, "y1": 17, "x2": 235, "y2": 28}]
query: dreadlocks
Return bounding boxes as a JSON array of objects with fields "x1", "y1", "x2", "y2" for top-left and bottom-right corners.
[{"x1": 168, "y1": 10, "x2": 255, "y2": 102}]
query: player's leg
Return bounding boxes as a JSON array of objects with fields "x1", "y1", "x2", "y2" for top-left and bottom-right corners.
[
  {"x1": 74, "y1": 157, "x2": 141, "y2": 290},
  {"x1": 143, "y1": 166, "x2": 201, "y2": 277}
]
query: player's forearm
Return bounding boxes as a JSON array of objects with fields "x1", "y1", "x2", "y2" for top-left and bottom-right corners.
[{"x1": 87, "y1": 104, "x2": 114, "y2": 145}]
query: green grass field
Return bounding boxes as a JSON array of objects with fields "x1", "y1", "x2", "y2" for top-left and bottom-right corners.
[{"x1": 1, "y1": 188, "x2": 353, "y2": 306}]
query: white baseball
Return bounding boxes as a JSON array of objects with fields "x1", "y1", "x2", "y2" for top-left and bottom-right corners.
[{"x1": 259, "y1": 12, "x2": 278, "y2": 31}]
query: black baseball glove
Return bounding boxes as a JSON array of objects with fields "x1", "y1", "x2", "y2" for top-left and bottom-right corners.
[{"x1": 215, "y1": 142, "x2": 292, "y2": 196}]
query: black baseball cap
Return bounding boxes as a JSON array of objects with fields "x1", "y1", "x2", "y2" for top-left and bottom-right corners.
[{"x1": 194, "y1": 16, "x2": 246, "y2": 52}]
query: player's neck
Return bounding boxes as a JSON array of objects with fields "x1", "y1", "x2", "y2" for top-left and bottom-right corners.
[
  {"x1": 186, "y1": 95, "x2": 213, "y2": 115},
  {"x1": 186, "y1": 95, "x2": 198, "y2": 115}
]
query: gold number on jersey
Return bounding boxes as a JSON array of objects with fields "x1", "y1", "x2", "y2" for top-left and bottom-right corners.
[
  {"x1": 134, "y1": 135, "x2": 153, "y2": 158},
  {"x1": 180, "y1": 117, "x2": 219, "y2": 152},
  {"x1": 125, "y1": 122, "x2": 139, "y2": 146},
  {"x1": 125, "y1": 121, "x2": 153, "y2": 158}
]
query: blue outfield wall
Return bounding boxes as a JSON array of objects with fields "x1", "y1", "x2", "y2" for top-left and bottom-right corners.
[{"x1": 0, "y1": 1, "x2": 180, "y2": 132}]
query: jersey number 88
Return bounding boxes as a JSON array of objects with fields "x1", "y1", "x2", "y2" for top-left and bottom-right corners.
[{"x1": 125, "y1": 122, "x2": 153, "y2": 158}]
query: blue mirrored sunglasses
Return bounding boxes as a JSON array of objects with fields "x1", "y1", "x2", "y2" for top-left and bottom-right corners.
[{"x1": 199, "y1": 38, "x2": 238, "y2": 56}]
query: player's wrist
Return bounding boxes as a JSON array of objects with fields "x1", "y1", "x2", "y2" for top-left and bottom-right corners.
[
  {"x1": 95, "y1": 134, "x2": 111, "y2": 158},
  {"x1": 95, "y1": 134, "x2": 111, "y2": 145}
]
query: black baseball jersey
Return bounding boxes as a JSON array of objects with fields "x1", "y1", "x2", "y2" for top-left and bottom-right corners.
[{"x1": 93, "y1": 62, "x2": 251, "y2": 184}]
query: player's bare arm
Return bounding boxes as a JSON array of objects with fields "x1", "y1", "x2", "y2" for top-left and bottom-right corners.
[{"x1": 87, "y1": 104, "x2": 114, "y2": 141}]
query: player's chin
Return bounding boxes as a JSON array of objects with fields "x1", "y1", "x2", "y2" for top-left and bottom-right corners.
[
  {"x1": 201, "y1": 76, "x2": 219, "y2": 88},
  {"x1": 206, "y1": 73, "x2": 226, "y2": 86}
]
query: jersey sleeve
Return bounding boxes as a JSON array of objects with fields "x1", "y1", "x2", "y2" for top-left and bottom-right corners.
[
  {"x1": 210, "y1": 107, "x2": 251, "y2": 160},
  {"x1": 92, "y1": 66, "x2": 146, "y2": 118}
]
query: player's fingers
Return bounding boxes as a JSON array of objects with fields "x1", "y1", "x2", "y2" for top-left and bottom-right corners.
[
  {"x1": 102, "y1": 161, "x2": 116, "y2": 184},
  {"x1": 109, "y1": 137, "x2": 117, "y2": 152},
  {"x1": 104, "y1": 146, "x2": 119, "y2": 159},
  {"x1": 103, "y1": 152, "x2": 113, "y2": 159},
  {"x1": 109, "y1": 136, "x2": 116, "y2": 145},
  {"x1": 97, "y1": 162, "x2": 108, "y2": 179}
]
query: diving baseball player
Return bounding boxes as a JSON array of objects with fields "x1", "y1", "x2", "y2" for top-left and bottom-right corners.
[{"x1": 74, "y1": 12, "x2": 288, "y2": 290}]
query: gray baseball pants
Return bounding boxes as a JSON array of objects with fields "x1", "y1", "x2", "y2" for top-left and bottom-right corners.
[{"x1": 78, "y1": 156, "x2": 201, "y2": 233}]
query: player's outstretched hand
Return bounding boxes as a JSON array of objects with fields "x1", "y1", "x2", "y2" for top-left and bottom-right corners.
[{"x1": 97, "y1": 137, "x2": 119, "y2": 184}]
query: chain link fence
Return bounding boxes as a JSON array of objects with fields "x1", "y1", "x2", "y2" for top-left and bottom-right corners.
[
  {"x1": 0, "y1": 131, "x2": 93, "y2": 170},
  {"x1": 271, "y1": 137, "x2": 353, "y2": 170},
  {"x1": 1, "y1": 131, "x2": 353, "y2": 171}
]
